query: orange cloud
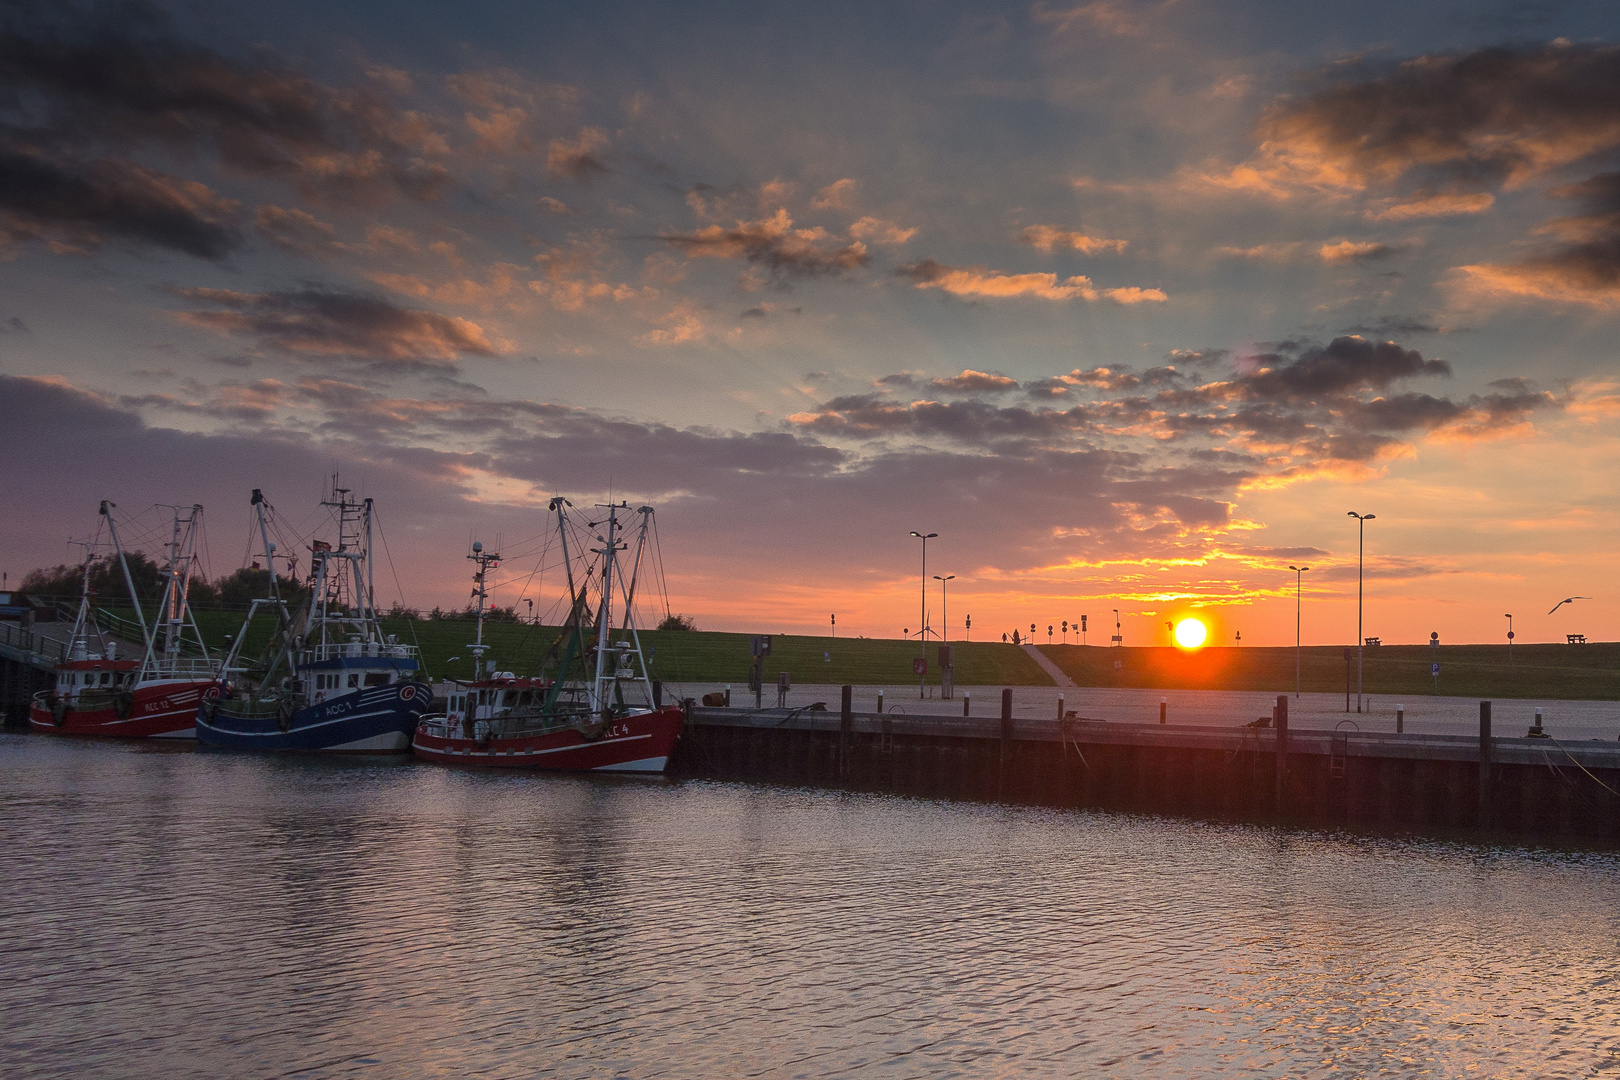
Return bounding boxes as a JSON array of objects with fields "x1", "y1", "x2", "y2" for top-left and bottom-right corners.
[
  {"x1": 1018, "y1": 225, "x2": 1128, "y2": 254},
  {"x1": 897, "y1": 259, "x2": 1166, "y2": 303},
  {"x1": 546, "y1": 127, "x2": 609, "y2": 178},
  {"x1": 810, "y1": 178, "x2": 857, "y2": 210},
  {"x1": 849, "y1": 216, "x2": 917, "y2": 245}
]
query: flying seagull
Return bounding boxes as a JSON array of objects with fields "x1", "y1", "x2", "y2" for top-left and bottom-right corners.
[{"x1": 1548, "y1": 597, "x2": 1593, "y2": 615}]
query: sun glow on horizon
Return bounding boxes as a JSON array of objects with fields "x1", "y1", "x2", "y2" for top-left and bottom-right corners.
[{"x1": 1174, "y1": 617, "x2": 1208, "y2": 650}]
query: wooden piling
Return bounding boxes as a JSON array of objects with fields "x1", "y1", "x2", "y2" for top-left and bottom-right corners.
[
  {"x1": 1274, "y1": 694, "x2": 1288, "y2": 812},
  {"x1": 839, "y1": 684, "x2": 852, "y2": 782}
]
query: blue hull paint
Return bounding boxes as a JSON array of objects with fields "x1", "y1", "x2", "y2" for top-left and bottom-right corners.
[{"x1": 196, "y1": 682, "x2": 431, "y2": 752}]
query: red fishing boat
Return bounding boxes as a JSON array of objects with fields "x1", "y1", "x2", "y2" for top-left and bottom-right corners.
[
  {"x1": 412, "y1": 498, "x2": 685, "y2": 772},
  {"x1": 31, "y1": 501, "x2": 222, "y2": 738}
]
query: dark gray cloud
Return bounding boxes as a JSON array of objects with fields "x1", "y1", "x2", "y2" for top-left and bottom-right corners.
[
  {"x1": 1265, "y1": 42, "x2": 1620, "y2": 303},
  {"x1": 1504, "y1": 170, "x2": 1620, "y2": 292},
  {"x1": 171, "y1": 287, "x2": 499, "y2": 367},
  {"x1": 0, "y1": 1, "x2": 446, "y2": 257},
  {"x1": 1237, "y1": 336, "x2": 1451, "y2": 401},
  {"x1": 1263, "y1": 42, "x2": 1620, "y2": 195},
  {"x1": 0, "y1": 145, "x2": 240, "y2": 257},
  {"x1": 1341, "y1": 315, "x2": 1442, "y2": 336},
  {"x1": 0, "y1": 372, "x2": 1260, "y2": 600},
  {"x1": 657, "y1": 210, "x2": 869, "y2": 278},
  {"x1": 792, "y1": 337, "x2": 1556, "y2": 467}
]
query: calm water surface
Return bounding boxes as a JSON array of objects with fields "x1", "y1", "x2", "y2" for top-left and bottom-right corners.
[{"x1": 3, "y1": 732, "x2": 1619, "y2": 1078}]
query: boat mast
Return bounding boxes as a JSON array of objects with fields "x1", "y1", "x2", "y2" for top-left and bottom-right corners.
[
  {"x1": 365, "y1": 498, "x2": 375, "y2": 629},
  {"x1": 100, "y1": 501, "x2": 155, "y2": 664},
  {"x1": 155, "y1": 505, "x2": 206, "y2": 669},
  {"x1": 591, "y1": 502, "x2": 626, "y2": 717},
  {"x1": 251, "y1": 489, "x2": 281, "y2": 605},
  {"x1": 619, "y1": 507, "x2": 653, "y2": 630},
  {"x1": 467, "y1": 541, "x2": 500, "y2": 679},
  {"x1": 65, "y1": 538, "x2": 96, "y2": 662},
  {"x1": 549, "y1": 496, "x2": 577, "y2": 607}
]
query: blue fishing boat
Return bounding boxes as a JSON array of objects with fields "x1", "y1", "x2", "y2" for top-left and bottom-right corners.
[{"x1": 198, "y1": 484, "x2": 429, "y2": 752}]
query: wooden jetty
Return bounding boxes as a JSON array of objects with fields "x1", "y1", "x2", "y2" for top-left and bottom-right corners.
[{"x1": 671, "y1": 689, "x2": 1620, "y2": 842}]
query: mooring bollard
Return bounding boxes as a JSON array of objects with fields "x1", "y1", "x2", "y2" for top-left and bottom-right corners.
[
  {"x1": 725, "y1": 684, "x2": 731, "y2": 707},
  {"x1": 1396, "y1": 704, "x2": 1404, "y2": 733},
  {"x1": 963, "y1": 692, "x2": 970, "y2": 717},
  {"x1": 876, "y1": 690, "x2": 884, "y2": 715},
  {"x1": 1159, "y1": 697, "x2": 1167, "y2": 724},
  {"x1": 652, "y1": 679, "x2": 663, "y2": 707},
  {"x1": 1529, "y1": 707, "x2": 1545, "y2": 738},
  {"x1": 1479, "y1": 700, "x2": 1493, "y2": 827},
  {"x1": 1057, "y1": 694, "x2": 1064, "y2": 721}
]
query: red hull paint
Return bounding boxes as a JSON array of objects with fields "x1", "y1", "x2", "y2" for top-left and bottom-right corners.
[
  {"x1": 412, "y1": 706, "x2": 684, "y2": 772},
  {"x1": 29, "y1": 680, "x2": 213, "y2": 739}
]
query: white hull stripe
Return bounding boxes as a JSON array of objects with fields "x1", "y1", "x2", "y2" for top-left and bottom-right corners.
[
  {"x1": 200, "y1": 706, "x2": 414, "y2": 739},
  {"x1": 413, "y1": 732, "x2": 652, "y2": 758}
]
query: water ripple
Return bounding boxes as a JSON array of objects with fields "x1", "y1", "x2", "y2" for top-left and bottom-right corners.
[{"x1": 3, "y1": 733, "x2": 1620, "y2": 1078}]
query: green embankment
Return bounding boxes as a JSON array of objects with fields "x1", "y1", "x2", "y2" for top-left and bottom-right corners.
[
  {"x1": 1039, "y1": 643, "x2": 1620, "y2": 701},
  {"x1": 100, "y1": 607, "x2": 1618, "y2": 698},
  {"x1": 114, "y1": 608, "x2": 1051, "y2": 687}
]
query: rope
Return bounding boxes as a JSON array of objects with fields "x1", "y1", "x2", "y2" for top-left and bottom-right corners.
[
  {"x1": 651, "y1": 510, "x2": 673, "y2": 625},
  {"x1": 1059, "y1": 717, "x2": 1090, "y2": 769},
  {"x1": 1546, "y1": 733, "x2": 1620, "y2": 799}
]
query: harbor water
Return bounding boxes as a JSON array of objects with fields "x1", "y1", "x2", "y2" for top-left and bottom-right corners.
[{"x1": 3, "y1": 732, "x2": 1619, "y2": 1078}]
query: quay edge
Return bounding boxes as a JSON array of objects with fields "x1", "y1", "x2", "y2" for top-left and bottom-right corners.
[{"x1": 669, "y1": 695, "x2": 1620, "y2": 842}]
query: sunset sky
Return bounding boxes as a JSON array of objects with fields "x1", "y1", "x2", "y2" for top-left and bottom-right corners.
[{"x1": 3, "y1": 0, "x2": 1618, "y2": 646}]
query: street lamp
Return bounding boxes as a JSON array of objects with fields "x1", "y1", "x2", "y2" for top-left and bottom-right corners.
[
  {"x1": 909, "y1": 531, "x2": 937, "y2": 648},
  {"x1": 933, "y1": 575, "x2": 954, "y2": 644},
  {"x1": 1347, "y1": 511, "x2": 1376, "y2": 713},
  {"x1": 1505, "y1": 613, "x2": 1514, "y2": 669},
  {"x1": 1289, "y1": 565, "x2": 1310, "y2": 698}
]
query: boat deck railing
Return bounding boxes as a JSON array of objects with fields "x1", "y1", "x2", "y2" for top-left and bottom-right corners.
[{"x1": 301, "y1": 641, "x2": 419, "y2": 663}]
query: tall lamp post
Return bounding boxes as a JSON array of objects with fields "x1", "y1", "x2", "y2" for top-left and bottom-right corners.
[
  {"x1": 908, "y1": 532, "x2": 936, "y2": 647},
  {"x1": 933, "y1": 575, "x2": 954, "y2": 644},
  {"x1": 1289, "y1": 565, "x2": 1310, "y2": 698},
  {"x1": 1347, "y1": 511, "x2": 1376, "y2": 713},
  {"x1": 1505, "y1": 613, "x2": 1514, "y2": 670}
]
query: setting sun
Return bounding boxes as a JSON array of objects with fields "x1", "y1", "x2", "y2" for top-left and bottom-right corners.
[{"x1": 1174, "y1": 618, "x2": 1208, "y2": 650}]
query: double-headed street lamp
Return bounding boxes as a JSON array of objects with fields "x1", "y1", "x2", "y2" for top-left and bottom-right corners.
[
  {"x1": 909, "y1": 531, "x2": 936, "y2": 653},
  {"x1": 1289, "y1": 565, "x2": 1310, "y2": 698},
  {"x1": 1347, "y1": 511, "x2": 1376, "y2": 713},
  {"x1": 933, "y1": 574, "x2": 955, "y2": 644}
]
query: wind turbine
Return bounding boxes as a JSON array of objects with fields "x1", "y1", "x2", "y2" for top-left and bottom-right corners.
[{"x1": 1548, "y1": 596, "x2": 1593, "y2": 615}]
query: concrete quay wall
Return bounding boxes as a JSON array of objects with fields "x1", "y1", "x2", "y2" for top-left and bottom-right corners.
[{"x1": 670, "y1": 697, "x2": 1620, "y2": 842}]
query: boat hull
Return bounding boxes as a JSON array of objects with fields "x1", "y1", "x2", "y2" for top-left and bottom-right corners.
[
  {"x1": 196, "y1": 682, "x2": 430, "y2": 753},
  {"x1": 412, "y1": 706, "x2": 684, "y2": 772},
  {"x1": 29, "y1": 680, "x2": 212, "y2": 739}
]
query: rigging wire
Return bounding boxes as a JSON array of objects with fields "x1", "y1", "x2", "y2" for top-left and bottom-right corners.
[{"x1": 370, "y1": 505, "x2": 427, "y2": 678}]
